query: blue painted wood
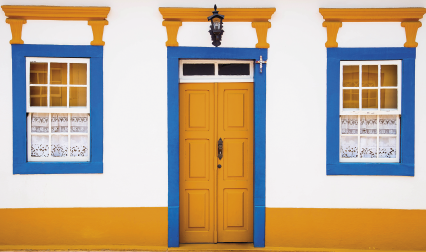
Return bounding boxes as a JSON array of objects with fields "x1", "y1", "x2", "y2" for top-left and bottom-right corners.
[
  {"x1": 12, "y1": 44, "x2": 104, "y2": 174},
  {"x1": 167, "y1": 47, "x2": 267, "y2": 247},
  {"x1": 254, "y1": 206, "x2": 265, "y2": 247},
  {"x1": 168, "y1": 206, "x2": 179, "y2": 247},
  {"x1": 326, "y1": 47, "x2": 415, "y2": 176}
]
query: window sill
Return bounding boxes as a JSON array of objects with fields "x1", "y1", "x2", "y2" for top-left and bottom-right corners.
[
  {"x1": 326, "y1": 163, "x2": 414, "y2": 176},
  {"x1": 13, "y1": 162, "x2": 103, "y2": 174}
]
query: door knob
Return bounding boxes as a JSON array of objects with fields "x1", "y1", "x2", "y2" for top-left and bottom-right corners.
[
  {"x1": 217, "y1": 164, "x2": 222, "y2": 168},
  {"x1": 218, "y1": 138, "x2": 223, "y2": 160}
]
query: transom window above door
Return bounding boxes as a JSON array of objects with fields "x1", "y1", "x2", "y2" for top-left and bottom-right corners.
[{"x1": 179, "y1": 60, "x2": 253, "y2": 83}]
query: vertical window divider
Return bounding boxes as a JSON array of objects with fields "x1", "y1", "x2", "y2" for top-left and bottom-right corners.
[
  {"x1": 28, "y1": 113, "x2": 31, "y2": 159},
  {"x1": 378, "y1": 65, "x2": 381, "y2": 112},
  {"x1": 376, "y1": 115, "x2": 379, "y2": 158},
  {"x1": 68, "y1": 113, "x2": 71, "y2": 157},
  {"x1": 359, "y1": 65, "x2": 362, "y2": 111},
  {"x1": 48, "y1": 113, "x2": 51, "y2": 157},
  {"x1": 358, "y1": 115, "x2": 361, "y2": 158},
  {"x1": 47, "y1": 62, "x2": 50, "y2": 108},
  {"x1": 67, "y1": 63, "x2": 70, "y2": 108},
  {"x1": 214, "y1": 62, "x2": 219, "y2": 76}
]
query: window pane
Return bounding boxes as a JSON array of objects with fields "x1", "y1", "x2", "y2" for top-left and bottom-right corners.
[
  {"x1": 380, "y1": 89, "x2": 397, "y2": 109},
  {"x1": 31, "y1": 135, "x2": 49, "y2": 157},
  {"x1": 379, "y1": 137, "x2": 397, "y2": 158},
  {"x1": 31, "y1": 113, "x2": 49, "y2": 133},
  {"x1": 360, "y1": 115, "x2": 377, "y2": 134},
  {"x1": 343, "y1": 65, "x2": 359, "y2": 87},
  {"x1": 51, "y1": 113, "x2": 68, "y2": 133},
  {"x1": 341, "y1": 115, "x2": 358, "y2": 134},
  {"x1": 218, "y1": 64, "x2": 250, "y2": 75},
  {"x1": 381, "y1": 65, "x2": 397, "y2": 87},
  {"x1": 70, "y1": 63, "x2": 87, "y2": 85},
  {"x1": 51, "y1": 135, "x2": 68, "y2": 157},
  {"x1": 183, "y1": 64, "x2": 215, "y2": 76},
  {"x1": 379, "y1": 115, "x2": 397, "y2": 134},
  {"x1": 30, "y1": 86, "x2": 47, "y2": 106},
  {"x1": 341, "y1": 136, "x2": 358, "y2": 158},
  {"x1": 70, "y1": 135, "x2": 89, "y2": 157},
  {"x1": 362, "y1": 89, "x2": 378, "y2": 109},
  {"x1": 343, "y1": 89, "x2": 359, "y2": 108},
  {"x1": 50, "y1": 63, "x2": 67, "y2": 84},
  {"x1": 30, "y1": 62, "x2": 48, "y2": 84},
  {"x1": 71, "y1": 113, "x2": 89, "y2": 133},
  {"x1": 50, "y1": 87, "x2": 67, "y2": 107},
  {"x1": 360, "y1": 137, "x2": 377, "y2": 158},
  {"x1": 69, "y1": 87, "x2": 87, "y2": 107},
  {"x1": 362, "y1": 65, "x2": 378, "y2": 87}
]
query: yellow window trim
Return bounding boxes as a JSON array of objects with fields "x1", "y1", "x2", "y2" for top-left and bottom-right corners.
[
  {"x1": 159, "y1": 7, "x2": 276, "y2": 48},
  {"x1": 319, "y1": 8, "x2": 426, "y2": 48},
  {"x1": 1, "y1": 5, "x2": 110, "y2": 45}
]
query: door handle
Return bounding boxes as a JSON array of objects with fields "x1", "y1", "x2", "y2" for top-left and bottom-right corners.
[{"x1": 218, "y1": 138, "x2": 223, "y2": 160}]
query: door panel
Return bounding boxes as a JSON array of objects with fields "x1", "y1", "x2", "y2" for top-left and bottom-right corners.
[
  {"x1": 180, "y1": 82, "x2": 253, "y2": 243},
  {"x1": 180, "y1": 84, "x2": 215, "y2": 243},
  {"x1": 218, "y1": 83, "x2": 253, "y2": 242}
]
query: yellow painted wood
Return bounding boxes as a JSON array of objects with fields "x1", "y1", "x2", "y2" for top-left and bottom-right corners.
[
  {"x1": 179, "y1": 83, "x2": 253, "y2": 243},
  {"x1": 0, "y1": 207, "x2": 167, "y2": 246},
  {"x1": 319, "y1": 8, "x2": 426, "y2": 22},
  {"x1": 1, "y1": 5, "x2": 110, "y2": 45},
  {"x1": 266, "y1": 208, "x2": 426, "y2": 250},
  {"x1": 217, "y1": 83, "x2": 253, "y2": 242},
  {"x1": 179, "y1": 83, "x2": 216, "y2": 243},
  {"x1": 1, "y1": 5, "x2": 110, "y2": 20},
  {"x1": 319, "y1": 8, "x2": 426, "y2": 48},
  {"x1": 159, "y1": 8, "x2": 276, "y2": 22},
  {"x1": 158, "y1": 8, "x2": 275, "y2": 48}
]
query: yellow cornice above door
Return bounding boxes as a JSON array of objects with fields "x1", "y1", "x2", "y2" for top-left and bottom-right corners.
[
  {"x1": 1, "y1": 5, "x2": 110, "y2": 45},
  {"x1": 159, "y1": 7, "x2": 276, "y2": 48},
  {"x1": 319, "y1": 8, "x2": 426, "y2": 48}
]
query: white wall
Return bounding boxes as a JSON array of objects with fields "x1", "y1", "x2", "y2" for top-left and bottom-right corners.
[{"x1": 0, "y1": 0, "x2": 425, "y2": 209}]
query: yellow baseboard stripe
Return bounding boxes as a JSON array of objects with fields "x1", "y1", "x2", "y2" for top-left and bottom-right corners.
[
  {"x1": 0, "y1": 207, "x2": 167, "y2": 246},
  {"x1": 266, "y1": 208, "x2": 426, "y2": 250}
]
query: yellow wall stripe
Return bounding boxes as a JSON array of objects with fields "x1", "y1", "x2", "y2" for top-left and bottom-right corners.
[
  {"x1": 266, "y1": 208, "x2": 426, "y2": 250},
  {"x1": 0, "y1": 207, "x2": 167, "y2": 246}
]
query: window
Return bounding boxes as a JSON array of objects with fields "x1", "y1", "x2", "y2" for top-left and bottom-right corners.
[
  {"x1": 27, "y1": 58, "x2": 90, "y2": 162},
  {"x1": 179, "y1": 60, "x2": 253, "y2": 82},
  {"x1": 326, "y1": 48, "x2": 415, "y2": 176},
  {"x1": 340, "y1": 61, "x2": 401, "y2": 163},
  {"x1": 13, "y1": 45, "x2": 103, "y2": 174}
]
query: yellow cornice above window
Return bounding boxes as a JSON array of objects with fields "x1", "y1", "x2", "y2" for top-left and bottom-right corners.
[
  {"x1": 319, "y1": 8, "x2": 426, "y2": 48},
  {"x1": 159, "y1": 7, "x2": 275, "y2": 22},
  {"x1": 159, "y1": 7, "x2": 276, "y2": 48},
  {"x1": 1, "y1": 5, "x2": 110, "y2": 45}
]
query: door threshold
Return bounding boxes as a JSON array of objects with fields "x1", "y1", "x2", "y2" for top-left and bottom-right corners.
[{"x1": 171, "y1": 243, "x2": 255, "y2": 251}]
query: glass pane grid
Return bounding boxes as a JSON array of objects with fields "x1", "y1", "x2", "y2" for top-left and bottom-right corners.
[
  {"x1": 29, "y1": 112, "x2": 90, "y2": 161},
  {"x1": 28, "y1": 59, "x2": 89, "y2": 110},
  {"x1": 340, "y1": 115, "x2": 399, "y2": 162},
  {"x1": 341, "y1": 63, "x2": 399, "y2": 113}
]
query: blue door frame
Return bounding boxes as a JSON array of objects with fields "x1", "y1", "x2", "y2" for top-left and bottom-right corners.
[{"x1": 167, "y1": 47, "x2": 267, "y2": 247}]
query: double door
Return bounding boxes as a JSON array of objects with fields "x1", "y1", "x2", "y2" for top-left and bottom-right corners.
[{"x1": 179, "y1": 82, "x2": 253, "y2": 243}]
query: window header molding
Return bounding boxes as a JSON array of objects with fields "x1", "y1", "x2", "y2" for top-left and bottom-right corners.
[
  {"x1": 319, "y1": 8, "x2": 426, "y2": 48},
  {"x1": 159, "y1": 7, "x2": 276, "y2": 48},
  {"x1": 1, "y1": 5, "x2": 110, "y2": 45}
]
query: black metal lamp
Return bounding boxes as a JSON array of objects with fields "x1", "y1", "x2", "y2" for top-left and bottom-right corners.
[{"x1": 207, "y1": 5, "x2": 224, "y2": 47}]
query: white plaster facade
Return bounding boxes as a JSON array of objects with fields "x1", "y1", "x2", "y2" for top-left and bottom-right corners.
[{"x1": 0, "y1": 0, "x2": 425, "y2": 210}]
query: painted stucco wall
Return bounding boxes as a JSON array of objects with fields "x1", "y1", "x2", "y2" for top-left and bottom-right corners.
[{"x1": 0, "y1": 0, "x2": 425, "y2": 209}]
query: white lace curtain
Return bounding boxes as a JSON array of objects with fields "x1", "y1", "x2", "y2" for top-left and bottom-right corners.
[
  {"x1": 341, "y1": 115, "x2": 397, "y2": 159},
  {"x1": 30, "y1": 113, "x2": 89, "y2": 158}
]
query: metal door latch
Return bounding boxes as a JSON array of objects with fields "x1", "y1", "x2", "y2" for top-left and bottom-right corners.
[{"x1": 218, "y1": 138, "x2": 223, "y2": 160}]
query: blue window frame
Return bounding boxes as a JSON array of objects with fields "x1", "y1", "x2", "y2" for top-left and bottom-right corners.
[
  {"x1": 12, "y1": 44, "x2": 103, "y2": 174},
  {"x1": 326, "y1": 47, "x2": 415, "y2": 176},
  {"x1": 167, "y1": 47, "x2": 266, "y2": 247}
]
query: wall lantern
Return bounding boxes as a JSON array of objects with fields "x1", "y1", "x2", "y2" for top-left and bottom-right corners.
[{"x1": 207, "y1": 4, "x2": 224, "y2": 47}]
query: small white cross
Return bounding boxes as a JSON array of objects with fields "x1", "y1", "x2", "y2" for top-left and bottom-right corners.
[{"x1": 255, "y1": 55, "x2": 267, "y2": 73}]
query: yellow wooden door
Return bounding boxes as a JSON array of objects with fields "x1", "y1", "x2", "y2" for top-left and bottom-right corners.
[{"x1": 179, "y1": 82, "x2": 253, "y2": 243}]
